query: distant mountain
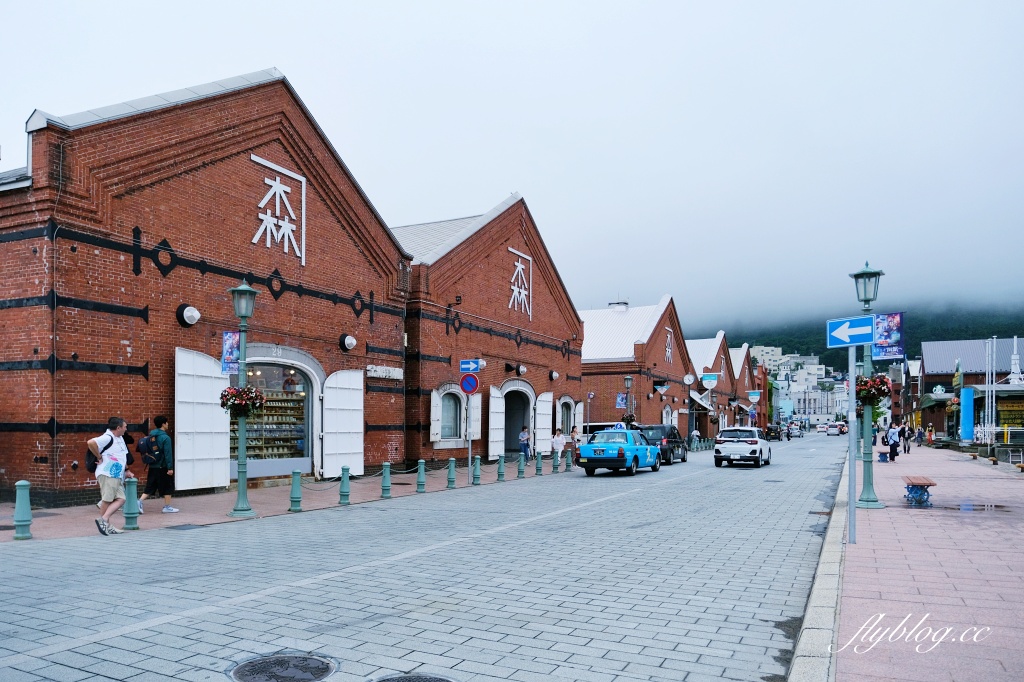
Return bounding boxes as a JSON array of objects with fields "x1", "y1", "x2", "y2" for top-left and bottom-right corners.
[{"x1": 688, "y1": 304, "x2": 1024, "y2": 370}]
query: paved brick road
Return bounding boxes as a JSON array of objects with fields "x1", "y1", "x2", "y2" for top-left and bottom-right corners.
[{"x1": 0, "y1": 436, "x2": 846, "y2": 682}]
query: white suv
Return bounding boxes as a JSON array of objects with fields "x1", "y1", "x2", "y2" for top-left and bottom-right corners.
[{"x1": 714, "y1": 427, "x2": 771, "y2": 468}]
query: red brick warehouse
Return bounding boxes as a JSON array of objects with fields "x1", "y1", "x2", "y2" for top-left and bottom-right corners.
[
  {"x1": 0, "y1": 69, "x2": 412, "y2": 505},
  {"x1": 392, "y1": 195, "x2": 584, "y2": 466}
]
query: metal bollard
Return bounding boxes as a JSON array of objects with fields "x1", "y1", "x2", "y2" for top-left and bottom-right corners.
[
  {"x1": 553, "y1": 451, "x2": 560, "y2": 473},
  {"x1": 497, "y1": 454, "x2": 506, "y2": 482},
  {"x1": 381, "y1": 463, "x2": 391, "y2": 499},
  {"x1": 123, "y1": 478, "x2": 140, "y2": 530},
  {"x1": 565, "y1": 452, "x2": 572, "y2": 472},
  {"x1": 13, "y1": 480, "x2": 32, "y2": 540},
  {"x1": 339, "y1": 466, "x2": 350, "y2": 505},
  {"x1": 447, "y1": 458, "x2": 457, "y2": 489},
  {"x1": 473, "y1": 456, "x2": 481, "y2": 485},
  {"x1": 535, "y1": 452, "x2": 543, "y2": 476},
  {"x1": 416, "y1": 460, "x2": 426, "y2": 493},
  {"x1": 517, "y1": 452, "x2": 526, "y2": 479},
  {"x1": 289, "y1": 470, "x2": 302, "y2": 512}
]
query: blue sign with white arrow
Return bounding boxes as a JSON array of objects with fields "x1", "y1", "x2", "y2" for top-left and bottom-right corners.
[
  {"x1": 460, "y1": 359, "x2": 483, "y2": 372},
  {"x1": 826, "y1": 315, "x2": 876, "y2": 348}
]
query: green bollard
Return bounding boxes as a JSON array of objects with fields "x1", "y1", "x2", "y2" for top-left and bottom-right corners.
[
  {"x1": 518, "y1": 452, "x2": 526, "y2": 479},
  {"x1": 339, "y1": 466, "x2": 350, "y2": 505},
  {"x1": 288, "y1": 470, "x2": 302, "y2": 512},
  {"x1": 497, "y1": 454, "x2": 506, "y2": 482},
  {"x1": 565, "y1": 451, "x2": 572, "y2": 472},
  {"x1": 447, "y1": 458, "x2": 457, "y2": 489},
  {"x1": 13, "y1": 480, "x2": 32, "y2": 540},
  {"x1": 381, "y1": 462, "x2": 391, "y2": 499},
  {"x1": 416, "y1": 460, "x2": 426, "y2": 493},
  {"x1": 535, "y1": 451, "x2": 543, "y2": 476},
  {"x1": 473, "y1": 456, "x2": 481, "y2": 485},
  {"x1": 553, "y1": 451, "x2": 560, "y2": 473},
  {"x1": 123, "y1": 478, "x2": 140, "y2": 530}
]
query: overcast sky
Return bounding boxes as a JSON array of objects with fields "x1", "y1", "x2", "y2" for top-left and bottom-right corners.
[{"x1": 2, "y1": 1, "x2": 1021, "y2": 331}]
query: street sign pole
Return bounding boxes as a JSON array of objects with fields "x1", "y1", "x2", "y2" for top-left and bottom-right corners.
[{"x1": 848, "y1": 345, "x2": 857, "y2": 545}]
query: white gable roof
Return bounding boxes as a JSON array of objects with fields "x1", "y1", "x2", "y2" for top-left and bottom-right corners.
[
  {"x1": 579, "y1": 295, "x2": 673, "y2": 363},
  {"x1": 390, "y1": 193, "x2": 521, "y2": 265},
  {"x1": 686, "y1": 331, "x2": 726, "y2": 373},
  {"x1": 729, "y1": 344, "x2": 750, "y2": 380}
]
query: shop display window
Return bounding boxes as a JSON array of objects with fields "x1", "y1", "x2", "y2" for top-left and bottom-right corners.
[{"x1": 230, "y1": 365, "x2": 310, "y2": 461}]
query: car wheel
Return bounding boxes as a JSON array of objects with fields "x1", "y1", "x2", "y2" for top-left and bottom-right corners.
[
  {"x1": 714, "y1": 459, "x2": 722, "y2": 467},
  {"x1": 754, "y1": 451, "x2": 762, "y2": 468},
  {"x1": 766, "y1": 449, "x2": 772, "y2": 465},
  {"x1": 584, "y1": 468, "x2": 595, "y2": 477},
  {"x1": 651, "y1": 456, "x2": 661, "y2": 472},
  {"x1": 682, "y1": 447, "x2": 688, "y2": 463},
  {"x1": 625, "y1": 458, "x2": 638, "y2": 476},
  {"x1": 665, "y1": 448, "x2": 675, "y2": 465}
]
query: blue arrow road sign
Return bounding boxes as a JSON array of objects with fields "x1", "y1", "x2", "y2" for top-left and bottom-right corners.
[
  {"x1": 826, "y1": 315, "x2": 876, "y2": 348},
  {"x1": 460, "y1": 359, "x2": 482, "y2": 372}
]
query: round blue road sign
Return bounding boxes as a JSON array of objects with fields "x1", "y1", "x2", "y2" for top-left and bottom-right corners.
[{"x1": 460, "y1": 373, "x2": 479, "y2": 395}]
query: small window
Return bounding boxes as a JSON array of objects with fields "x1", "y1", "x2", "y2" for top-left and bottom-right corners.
[
  {"x1": 561, "y1": 403, "x2": 572, "y2": 431},
  {"x1": 441, "y1": 393, "x2": 461, "y2": 439}
]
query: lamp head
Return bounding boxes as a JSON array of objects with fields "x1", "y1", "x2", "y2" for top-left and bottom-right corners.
[
  {"x1": 623, "y1": 375, "x2": 633, "y2": 391},
  {"x1": 849, "y1": 261, "x2": 884, "y2": 310},
  {"x1": 229, "y1": 280, "x2": 258, "y2": 320}
]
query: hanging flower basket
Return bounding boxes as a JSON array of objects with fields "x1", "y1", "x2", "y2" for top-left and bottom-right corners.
[
  {"x1": 621, "y1": 413, "x2": 638, "y2": 429},
  {"x1": 856, "y1": 374, "x2": 891, "y2": 412},
  {"x1": 220, "y1": 385, "x2": 266, "y2": 419}
]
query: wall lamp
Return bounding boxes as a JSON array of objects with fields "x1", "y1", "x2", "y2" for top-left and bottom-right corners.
[
  {"x1": 506, "y1": 362, "x2": 527, "y2": 376},
  {"x1": 340, "y1": 334, "x2": 357, "y2": 352},
  {"x1": 176, "y1": 304, "x2": 201, "y2": 327},
  {"x1": 549, "y1": 370, "x2": 559, "y2": 381}
]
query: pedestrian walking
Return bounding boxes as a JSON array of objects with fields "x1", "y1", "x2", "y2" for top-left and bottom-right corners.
[
  {"x1": 902, "y1": 423, "x2": 912, "y2": 454},
  {"x1": 519, "y1": 425, "x2": 531, "y2": 462},
  {"x1": 690, "y1": 427, "x2": 700, "y2": 450},
  {"x1": 887, "y1": 423, "x2": 901, "y2": 463},
  {"x1": 87, "y1": 417, "x2": 136, "y2": 536},
  {"x1": 871, "y1": 423, "x2": 878, "y2": 446},
  {"x1": 927, "y1": 424, "x2": 934, "y2": 445},
  {"x1": 569, "y1": 425, "x2": 581, "y2": 464},
  {"x1": 551, "y1": 428, "x2": 565, "y2": 463},
  {"x1": 916, "y1": 426, "x2": 924, "y2": 446},
  {"x1": 898, "y1": 423, "x2": 907, "y2": 454},
  {"x1": 138, "y1": 415, "x2": 178, "y2": 514}
]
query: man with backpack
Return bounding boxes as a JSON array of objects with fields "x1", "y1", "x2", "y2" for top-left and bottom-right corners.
[
  {"x1": 87, "y1": 417, "x2": 136, "y2": 535},
  {"x1": 138, "y1": 415, "x2": 178, "y2": 514}
]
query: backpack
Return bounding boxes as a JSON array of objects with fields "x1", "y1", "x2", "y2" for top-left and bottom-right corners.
[
  {"x1": 86, "y1": 436, "x2": 116, "y2": 473},
  {"x1": 881, "y1": 432, "x2": 889, "y2": 446},
  {"x1": 136, "y1": 435, "x2": 162, "y2": 466}
]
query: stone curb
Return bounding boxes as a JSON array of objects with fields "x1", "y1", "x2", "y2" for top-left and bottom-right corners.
[{"x1": 788, "y1": 450, "x2": 849, "y2": 681}]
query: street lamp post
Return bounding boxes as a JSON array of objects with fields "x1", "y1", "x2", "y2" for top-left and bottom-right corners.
[
  {"x1": 624, "y1": 375, "x2": 633, "y2": 422},
  {"x1": 851, "y1": 263, "x2": 885, "y2": 509},
  {"x1": 229, "y1": 280, "x2": 258, "y2": 518}
]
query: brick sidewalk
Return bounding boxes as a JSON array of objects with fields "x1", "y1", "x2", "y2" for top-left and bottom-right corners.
[
  {"x1": 0, "y1": 456, "x2": 560, "y2": 542},
  {"x1": 835, "y1": 444, "x2": 1024, "y2": 682}
]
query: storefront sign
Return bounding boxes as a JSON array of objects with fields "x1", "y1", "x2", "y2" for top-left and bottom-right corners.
[
  {"x1": 365, "y1": 365, "x2": 403, "y2": 381},
  {"x1": 221, "y1": 331, "x2": 240, "y2": 375},
  {"x1": 507, "y1": 247, "x2": 533, "y2": 320},
  {"x1": 251, "y1": 154, "x2": 307, "y2": 266}
]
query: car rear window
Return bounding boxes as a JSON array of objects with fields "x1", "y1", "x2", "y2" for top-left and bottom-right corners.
[
  {"x1": 592, "y1": 431, "x2": 628, "y2": 443},
  {"x1": 719, "y1": 429, "x2": 756, "y2": 439},
  {"x1": 641, "y1": 427, "x2": 667, "y2": 440}
]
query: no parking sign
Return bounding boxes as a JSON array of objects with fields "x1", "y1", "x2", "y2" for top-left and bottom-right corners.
[{"x1": 460, "y1": 373, "x2": 479, "y2": 395}]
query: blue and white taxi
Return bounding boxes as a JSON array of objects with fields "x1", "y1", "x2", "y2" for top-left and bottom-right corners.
[{"x1": 578, "y1": 424, "x2": 661, "y2": 477}]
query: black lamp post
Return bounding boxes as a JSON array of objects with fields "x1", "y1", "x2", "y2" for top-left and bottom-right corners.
[
  {"x1": 228, "y1": 280, "x2": 258, "y2": 518},
  {"x1": 624, "y1": 375, "x2": 633, "y2": 420},
  {"x1": 850, "y1": 263, "x2": 884, "y2": 509}
]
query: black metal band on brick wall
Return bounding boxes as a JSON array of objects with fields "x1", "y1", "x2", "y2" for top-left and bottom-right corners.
[
  {"x1": 409, "y1": 308, "x2": 581, "y2": 358},
  {"x1": 0, "y1": 290, "x2": 149, "y2": 322},
  {"x1": 366, "y1": 385, "x2": 404, "y2": 394},
  {"x1": 0, "y1": 418, "x2": 149, "y2": 437},
  {"x1": 404, "y1": 387, "x2": 433, "y2": 396},
  {"x1": 365, "y1": 423, "x2": 405, "y2": 432},
  {"x1": 0, "y1": 354, "x2": 148, "y2": 378},
  {"x1": 406, "y1": 352, "x2": 452, "y2": 365},
  {"x1": 365, "y1": 344, "x2": 404, "y2": 358}
]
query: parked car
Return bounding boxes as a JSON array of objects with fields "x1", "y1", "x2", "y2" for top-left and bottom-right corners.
[
  {"x1": 826, "y1": 423, "x2": 841, "y2": 436},
  {"x1": 714, "y1": 427, "x2": 771, "y2": 468},
  {"x1": 765, "y1": 424, "x2": 783, "y2": 441},
  {"x1": 788, "y1": 424, "x2": 804, "y2": 438},
  {"x1": 639, "y1": 424, "x2": 688, "y2": 464},
  {"x1": 837, "y1": 421, "x2": 849, "y2": 434},
  {"x1": 816, "y1": 424, "x2": 828, "y2": 433},
  {"x1": 579, "y1": 428, "x2": 661, "y2": 476}
]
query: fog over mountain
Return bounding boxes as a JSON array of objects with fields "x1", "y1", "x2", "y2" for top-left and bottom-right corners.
[{"x1": 1, "y1": 2, "x2": 1021, "y2": 327}]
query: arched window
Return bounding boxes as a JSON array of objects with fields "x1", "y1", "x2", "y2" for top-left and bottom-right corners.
[
  {"x1": 561, "y1": 402, "x2": 572, "y2": 431},
  {"x1": 441, "y1": 393, "x2": 461, "y2": 439}
]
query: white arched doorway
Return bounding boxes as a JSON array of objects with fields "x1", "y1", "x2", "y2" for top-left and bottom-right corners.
[
  {"x1": 662, "y1": 404, "x2": 673, "y2": 425},
  {"x1": 488, "y1": 379, "x2": 551, "y2": 460}
]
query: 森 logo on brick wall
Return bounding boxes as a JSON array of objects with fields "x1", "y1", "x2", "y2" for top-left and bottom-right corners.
[
  {"x1": 508, "y1": 247, "x2": 532, "y2": 320},
  {"x1": 251, "y1": 154, "x2": 307, "y2": 266},
  {"x1": 666, "y1": 329, "x2": 673, "y2": 363}
]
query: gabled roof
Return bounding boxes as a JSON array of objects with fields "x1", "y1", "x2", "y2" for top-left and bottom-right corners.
[
  {"x1": 922, "y1": 338, "x2": 1024, "y2": 374},
  {"x1": 685, "y1": 331, "x2": 726, "y2": 373},
  {"x1": 25, "y1": 69, "x2": 286, "y2": 132},
  {"x1": 729, "y1": 344, "x2": 750, "y2": 380},
  {"x1": 579, "y1": 295, "x2": 673, "y2": 363},
  {"x1": 389, "y1": 193, "x2": 521, "y2": 265}
]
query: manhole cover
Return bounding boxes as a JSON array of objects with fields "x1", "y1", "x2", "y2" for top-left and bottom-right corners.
[{"x1": 231, "y1": 655, "x2": 335, "y2": 682}]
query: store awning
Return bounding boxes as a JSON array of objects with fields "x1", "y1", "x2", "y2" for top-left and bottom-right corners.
[
  {"x1": 690, "y1": 390, "x2": 712, "y2": 410},
  {"x1": 919, "y1": 392, "x2": 953, "y2": 410}
]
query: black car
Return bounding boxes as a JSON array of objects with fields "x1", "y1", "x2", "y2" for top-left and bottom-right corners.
[
  {"x1": 765, "y1": 424, "x2": 783, "y2": 441},
  {"x1": 639, "y1": 424, "x2": 688, "y2": 464}
]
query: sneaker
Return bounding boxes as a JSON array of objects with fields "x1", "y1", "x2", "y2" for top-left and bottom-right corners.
[
  {"x1": 162, "y1": 506, "x2": 179, "y2": 513},
  {"x1": 137, "y1": 500, "x2": 144, "y2": 515},
  {"x1": 105, "y1": 525, "x2": 123, "y2": 534},
  {"x1": 95, "y1": 518, "x2": 108, "y2": 536}
]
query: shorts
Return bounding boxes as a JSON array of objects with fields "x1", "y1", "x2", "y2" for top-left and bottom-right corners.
[
  {"x1": 143, "y1": 467, "x2": 174, "y2": 497},
  {"x1": 97, "y1": 474, "x2": 126, "y2": 502}
]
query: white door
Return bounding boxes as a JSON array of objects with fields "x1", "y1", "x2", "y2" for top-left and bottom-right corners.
[
  {"x1": 535, "y1": 392, "x2": 553, "y2": 454},
  {"x1": 488, "y1": 386, "x2": 505, "y2": 460},
  {"x1": 574, "y1": 402, "x2": 583, "y2": 430},
  {"x1": 469, "y1": 393, "x2": 482, "y2": 440},
  {"x1": 429, "y1": 390, "x2": 442, "y2": 442},
  {"x1": 174, "y1": 348, "x2": 230, "y2": 490},
  {"x1": 322, "y1": 369, "x2": 364, "y2": 476}
]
